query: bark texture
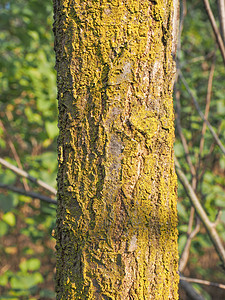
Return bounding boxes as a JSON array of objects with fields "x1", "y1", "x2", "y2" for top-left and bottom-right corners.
[{"x1": 53, "y1": 0, "x2": 179, "y2": 299}]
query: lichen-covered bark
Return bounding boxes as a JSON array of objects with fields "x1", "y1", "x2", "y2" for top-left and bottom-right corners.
[{"x1": 53, "y1": 0, "x2": 179, "y2": 299}]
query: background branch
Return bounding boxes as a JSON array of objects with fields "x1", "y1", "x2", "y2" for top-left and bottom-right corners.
[
  {"x1": 0, "y1": 183, "x2": 57, "y2": 205},
  {"x1": 0, "y1": 157, "x2": 57, "y2": 195},
  {"x1": 203, "y1": 0, "x2": 225, "y2": 65},
  {"x1": 198, "y1": 55, "x2": 216, "y2": 160},
  {"x1": 180, "y1": 275, "x2": 225, "y2": 290},
  {"x1": 0, "y1": 120, "x2": 29, "y2": 191},
  {"x1": 179, "y1": 71, "x2": 225, "y2": 155},
  {"x1": 179, "y1": 279, "x2": 205, "y2": 300},
  {"x1": 179, "y1": 219, "x2": 200, "y2": 272},
  {"x1": 175, "y1": 157, "x2": 225, "y2": 268},
  {"x1": 217, "y1": 0, "x2": 225, "y2": 44}
]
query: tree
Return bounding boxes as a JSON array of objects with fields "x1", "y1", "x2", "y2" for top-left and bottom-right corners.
[
  {"x1": 53, "y1": 0, "x2": 179, "y2": 298},
  {"x1": 2, "y1": 0, "x2": 225, "y2": 299}
]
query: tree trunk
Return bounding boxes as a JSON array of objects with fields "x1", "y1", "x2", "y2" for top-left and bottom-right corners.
[{"x1": 53, "y1": 0, "x2": 179, "y2": 299}]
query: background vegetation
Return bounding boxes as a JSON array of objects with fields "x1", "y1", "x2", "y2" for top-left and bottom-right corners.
[
  {"x1": 0, "y1": 0, "x2": 225, "y2": 299},
  {"x1": 0, "y1": 0, "x2": 57, "y2": 299}
]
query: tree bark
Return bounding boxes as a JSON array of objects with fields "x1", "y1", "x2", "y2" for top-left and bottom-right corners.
[{"x1": 53, "y1": 0, "x2": 179, "y2": 299}]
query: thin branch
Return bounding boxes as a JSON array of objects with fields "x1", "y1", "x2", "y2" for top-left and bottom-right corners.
[
  {"x1": 175, "y1": 157, "x2": 225, "y2": 268},
  {"x1": 0, "y1": 183, "x2": 57, "y2": 205},
  {"x1": 0, "y1": 120, "x2": 29, "y2": 191},
  {"x1": 198, "y1": 122, "x2": 222, "y2": 181},
  {"x1": 214, "y1": 210, "x2": 222, "y2": 227},
  {"x1": 218, "y1": 0, "x2": 225, "y2": 44},
  {"x1": 187, "y1": 207, "x2": 196, "y2": 235},
  {"x1": 180, "y1": 275, "x2": 225, "y2": 290},
  {"x1": 198, "y1": 55, "x2": 216, "y2": 158},
  {"x1": 183, "y1": 51, "x2": 215, "y2": 65},
  {"x1": 175, "y1": 88, "x2": 199, "y2": 272},
  {"x1": 0, "y1": 157, "x2": 57, "y2": 195},
  {"x1": 175, "y1": 87, "x2": 200, "y2": 272},
  {"x1": 203, "y1": 0, "x2": 225, "y2": 65},
  {"x1": 179, "y1": 71, "x2": 225, "y2": 155},
  {"x1": 179, "y1": 279, "x2": 205, "y2": 300},
  {"x1": 179, "y1": 219, "x2": 200, "y2": 273},
  {"x1": 177, "y1": 0, "x2": 187, "y2": 59},
  {"x1": 175, "y1": 88, "x2": 196, "y2": 178}
]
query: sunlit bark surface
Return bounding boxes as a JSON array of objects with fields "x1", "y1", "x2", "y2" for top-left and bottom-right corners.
[{"x1": 53, "y1": 0, "x2": 179, "y2": 299}]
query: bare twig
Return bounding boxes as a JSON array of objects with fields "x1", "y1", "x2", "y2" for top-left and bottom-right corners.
[
  {"x1": 179, "y1": 71, "x2": 225, "y2": 155},
  {"x1": 175, "y1": 157, "x2": 225, "y2": 268},
  {"x1": 214, "y1": 210, "x2": 222, "y2": 227},
  {"x1": 175, "y1": 89, "x2": 196, "y2": 178},
  {"x1": 177, "y1": 0, "x2": 187, "y2": 58},
  {"x1": 175, "y1": 89, "x2": 199, "y2": 272},
  {"x1": 179, "y1": 219, "x2": 200, "y2": 272},
  {"x1": 198, "y1": 55, "x2": 216, "y2": 158},
  {"x1": 0, "y1": 157, "x2": 57, "y2": 195},
  {"x1": 217, "y1": 0, "x2": 225, "y2": 44},
  {"x1": 179, "y1": 279, "x2": 205, "y2": 300},
  {"x1": 182, "y1": 51, "x2": 215, "y2": 65},
  {"x1": 0, "y1": 183, "x2": 57, "y2": 205},
  {"x1": 0, "y1": 120, "x2": 29, "y2": 191},
  {"x1": 175, "y1": 87, "x2": 199, "y2": 273},
  {"x1": 187, "y1": 207, "x2": 196, "y2": 235},
  {"x1": 203, "y1": 0, "x2": 225, "y2": 65},
  {"x1": 198, "y1": 122, "x2": 222, "y2": 181},
  {"x1": 180, "y1": 275, "x2": 225, "y2": 290}
]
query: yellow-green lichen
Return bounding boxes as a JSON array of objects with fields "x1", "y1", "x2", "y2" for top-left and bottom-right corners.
[{"x1": 54, "y1": 0, "x2": 179, "y2": 298}]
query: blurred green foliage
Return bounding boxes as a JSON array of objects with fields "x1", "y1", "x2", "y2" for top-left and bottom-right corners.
[
  {"x1": 0, "y1": 0, "x2": 57, "y2": 298},
  {"x1": 176, "y1": 1, "x2": 225, "y2": 299},
  {"x1": 0, "y1": 0, "x2": 225, "y2": 299}
]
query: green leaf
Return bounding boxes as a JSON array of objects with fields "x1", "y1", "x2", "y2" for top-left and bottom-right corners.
[
  {"x1": 0, "y1": 169, "x2": 17, "y2": 185},
  {"x1": 45, "y1": 121, "x2": 58, "y2": 139},
  {"x1": 28, "y1": 30, "x2": 39, "y2": 41},
  {"x1": 215, "y1": 199, "x2": 225, "y2": 208},
  {"x1": 0, "y1": 193, "x2": 18, "y2": 212},
  {"x1": 174, "y1": 143, "x2": 184, "y2": 157},
  {"x1": 0, "y1": 272, "x2": 9, "y2": 286},
  {"x1": 0, "y1": 220, "x2": 9, "y2": 237},
  {"x1": 25, "y1": 217, "x2": 35, "y2": 225},
  {"x1": 19, "y1": 258, "x2": 41, "y2": 272},
  {"x1": 10, "y1": 272, "x2": 43, "y2": 290},
  {"x1": 178, "y1": 225, "x2": 188, "y2": 233},
  {"x1": 2, "y1": 212, "x2": 16, "y2": 226},
  {"x1": 178, "y1": 234, "x2": 187, "y2": 254}
]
